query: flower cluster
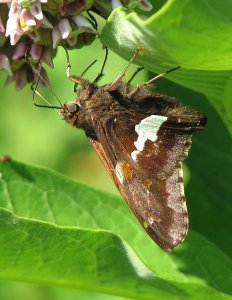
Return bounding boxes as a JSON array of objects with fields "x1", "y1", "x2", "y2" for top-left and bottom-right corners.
[{"x1": 0, "y1": 0, "x2": 152, "y2": 90}]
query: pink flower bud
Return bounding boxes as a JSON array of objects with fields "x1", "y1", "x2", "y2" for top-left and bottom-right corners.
[
  {"x1": 52, "y1": 25, "x2": 61, "y2": 48},
  {"x1": 21, "y1": 9, "x2": 36, "y2": 27},
  {"x1": 14, "y1": 68, "x2": 27, "y2": 90},
  {"x1": 138, "y1": 0, "x2": 153, "y2": 11},
  {"x1": 39, "y1": 14, "x2": 53, "y2": 29},
  {"x1": 72, "y1": 15, "x2": 96, "y2": 33},
  {"x1": 12, "y1": 41, "x2": 28, "y2": 60},
  {"x1": 42, "y1": 47, "x2": 54, "y2": 68},
  {"x1": 30, "y1": 42, "x2": 42, "y2": 60},
  {"x1": 0, "y1": 53, "x2": 12, "y2": 75},
  {"x1": 58, "y1": 18, "x2": 72, "y2": 39},
  {"x1": 0, "y1": 17, "x2": 5, "y2": 32},
  {"x1": 30, "y1": 2, "x2": 43, "y2": 21}
]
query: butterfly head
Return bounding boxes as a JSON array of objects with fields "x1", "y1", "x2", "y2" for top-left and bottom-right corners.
[
  {"x1": 61, "y1": 94, "x2": 96, "y2": 138},
  {"x1": 61, "y1": 101, "x2": 80, "y2": 126}
]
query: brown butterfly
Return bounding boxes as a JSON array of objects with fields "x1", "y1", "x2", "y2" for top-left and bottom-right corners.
[{"x1": 34, "y1": 48, "x2": 207, "y2": 251}]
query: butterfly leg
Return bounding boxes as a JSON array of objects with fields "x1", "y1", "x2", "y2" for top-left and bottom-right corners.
[
  {"x1": 127, "y1": 66, "x2": 180, "y2": 98},
  {"x1": 106, "y1": 47, "x2": 144, "y2": 90},
  {"x1": 64, "y1": 47, "x2": 89, "y2": 87},
  {"x1": 93, "y1": 47, "x2": 108, "y2": 84},
  {"x1": 127, "y1": 67, "x2": 144, "y2": 84}
]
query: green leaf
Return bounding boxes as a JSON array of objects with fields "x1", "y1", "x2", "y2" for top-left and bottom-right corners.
[
  {"x1": 100, "y1": 0, "x2": 232, "y2": 133},
  {"x1": 0, "y1": 159, "x2": 231, "y2": 299}
]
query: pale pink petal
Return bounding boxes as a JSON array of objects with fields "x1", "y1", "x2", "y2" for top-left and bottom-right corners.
[
  {"x1": 138, "y1": 0, "x2": 153, "y2": 11},
  {"x1": 5, "y1": 16, "x2": 24, "y2": 45},
  {"x1": 5, "y1": 17, "x2": 18, "y2": 37},
  {"x1": 30, "y1": 43, "x2": 42, "y2": 60},
  {"x1": 52, "y1": 26, "x2": 61, "y2": 48},
  {"x1": 12, "y1": 41, "x2": 28, "y2": 60},
  {"x1": 0, "y1": 17, "x2": 5, "y2": 32},
  {"x1": 39, "y1": 14, "x2": 53, "y2": 29},
  {"x1": 58, "y1": 18, "x2": 72, "y2": 39},
  {"x1": 0, "y1": 54, "x2": 12, "y2": 75},
  {"x1": 10, "y1": 30, "x2": 23, "y2": 45},
  {"x1": 30, "y1": 3, "x2": 43, "y2": 20},
  {"x1": 9, "y1": 2, "x2": 21, "y2": 18},
  {"x1": 42, "y1": 48, "x2": 54, "y2": 68},
  {"x1": 21, "y1": 9, "x2": 36, "y2": 26},
  {"x1": 111, "y1": 0, "x2": 122, "y2": 9},
  {"x1": 72, "y1": 15, "x2": 96, "y2": 33}
]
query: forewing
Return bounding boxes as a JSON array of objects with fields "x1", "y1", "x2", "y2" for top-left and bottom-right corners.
[{"x1": 110, "y1": 111, "x2": 206, "y2": 180}]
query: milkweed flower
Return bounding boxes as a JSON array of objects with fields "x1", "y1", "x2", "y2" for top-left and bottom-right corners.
[
  {"x1": 0, "y1": 0, "x2": 153, "y2": 90},
  {"x1": 111, "y1": 0, "x2": 152, "y2": 11}
]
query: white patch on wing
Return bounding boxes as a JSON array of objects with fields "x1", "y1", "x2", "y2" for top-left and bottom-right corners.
[
  {"x1": 131, "y1": 150, "x2": 140, "y2": 161},
  {"x1": 131, "y1": 115, "x2": 167, "y2": 161},
  {"x1": 115, "y1": 162, "x2": 124, "y2": 184},
  {"x1": 179, "y1": 167, "x2": 185, "y2": 197}
]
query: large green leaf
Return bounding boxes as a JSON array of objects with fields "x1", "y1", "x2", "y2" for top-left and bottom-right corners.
[
  {"x1": 0, "y1": 159, "x2": 231, "y2": 299},
  {"x1": 100, "y1": 0, "x2": 232, "y2": 133}
]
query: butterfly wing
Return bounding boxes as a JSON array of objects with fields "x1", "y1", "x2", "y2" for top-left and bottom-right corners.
[{"x1": 88, "y1": 99, "x2": 206, "y2": 251}]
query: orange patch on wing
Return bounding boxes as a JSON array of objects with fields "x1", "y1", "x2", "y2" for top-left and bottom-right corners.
[{"x1": 122, "y1": 161, "x2": 133, "y2": 179}]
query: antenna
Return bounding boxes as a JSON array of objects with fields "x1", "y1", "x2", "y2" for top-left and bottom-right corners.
[
  {"x1": 25, "y1": 48, "x2": 62, "y2": 110},
  {"x1": 31, "y1": 79, "x2": 61, "y2": 111}
]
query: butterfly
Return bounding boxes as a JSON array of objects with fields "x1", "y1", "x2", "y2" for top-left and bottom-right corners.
[{"x1": 59, "y1": 48, "x2": 207, "y2": 252}]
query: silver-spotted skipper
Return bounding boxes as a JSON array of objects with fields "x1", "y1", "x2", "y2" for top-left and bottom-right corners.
[{"x1": 34, "y1": 48, "x2": 207, "y2": 251}]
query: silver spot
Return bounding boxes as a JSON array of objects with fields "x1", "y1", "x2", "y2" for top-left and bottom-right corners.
[
  {"x1": 131, "y1": 115, "x2": 167, "y2": 161},
  {"x1": 115, "y1": 162, "x2": 124, "y2": 184},
  {"x1": 179, "y1": 167, "x2": 185, "y2": 197},
  {"x1": 147, "y1": 216, "x2": 155, "y2": 225},
  {"x1": 131, "y1": 150, "x2": 140, "y2": 161}
]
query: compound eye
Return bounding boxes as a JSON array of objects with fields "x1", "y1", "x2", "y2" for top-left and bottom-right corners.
[{"x1": 67, "y1": 103, "x2": 79, "y2": 113}]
